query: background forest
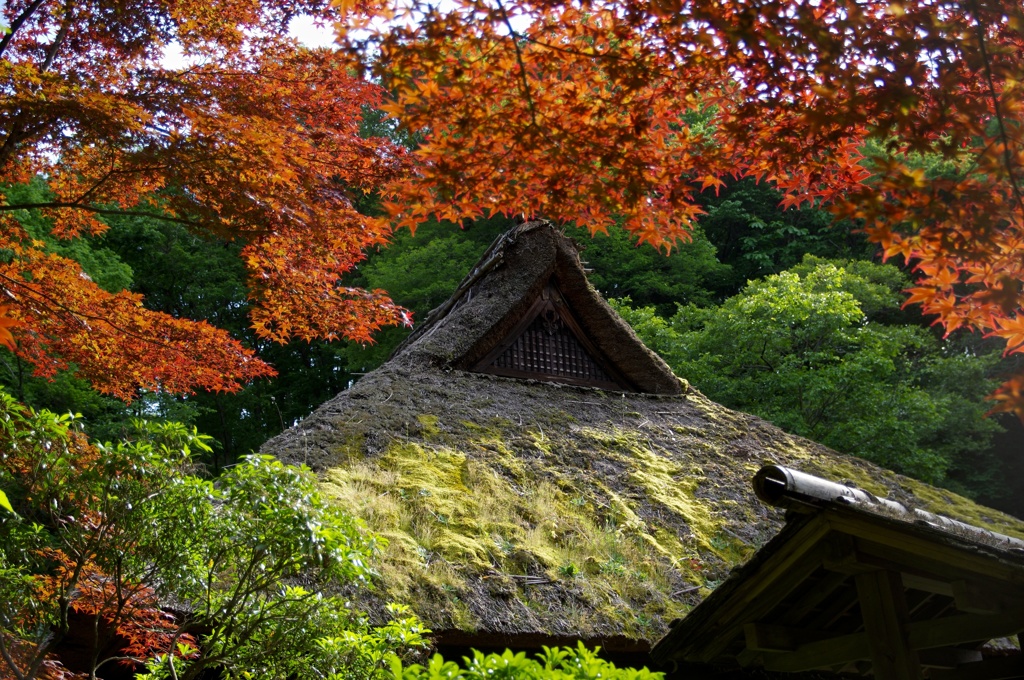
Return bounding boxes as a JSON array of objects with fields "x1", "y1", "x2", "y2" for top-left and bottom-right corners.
[{"x1": 6, "y1": 170, "x2": 1023, "y2": 518}]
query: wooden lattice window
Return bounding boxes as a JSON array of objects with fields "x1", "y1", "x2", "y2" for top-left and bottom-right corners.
[
  {"x1": 491, "y1": 309, "x2": 612, "y2": 382},
  {"x1": 472, "y1": 284, "x2": 629, "y2": 390}
]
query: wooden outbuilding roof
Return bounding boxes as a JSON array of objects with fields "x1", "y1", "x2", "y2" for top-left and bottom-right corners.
[{"x1": 652, "y1": 466, "x2": 1024, "y2": 680}]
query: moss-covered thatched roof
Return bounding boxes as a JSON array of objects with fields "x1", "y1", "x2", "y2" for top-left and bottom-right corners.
[{"x1": 261, "y1": 222, "x2": 1024, "y2": 652}]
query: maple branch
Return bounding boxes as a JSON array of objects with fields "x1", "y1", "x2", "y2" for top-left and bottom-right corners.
[
  {"x1": 0, "y1": 635, "x2": 27, "y2": 680},
  {"x1": 168, "y1": 648, "x2": 179, "y2": 680},
  {"x1": 161, "y1": 617, "x2": 194, "y2": 678},
  {"x1": 968, "y1": 0, "x2": 1024, "y2": 216},
  {"x1": 0, "y1": 0, "x2": 50, "y2": 60},
  {"x1": 90, "y1": 545, "x2": 129, "y2": 680},
  {"x1": 494, "y1": 0, "x2": 539, "y2": 129},
  {"x1": 39, "y1": 0, "x2": 73, "y2": 74},
  {"x1": 0, "y1": 270, "x2": 220, "y2": 367},
  {"x1": 0, "y1": 202, "x2": 205, "y2": 229},
  {"x1": 0, "y1": 115, "x2": 60, "y2": 174},
  {"x1": 94, "y1": 656, "x2": 145, "y2": 672},
  {"x1": 71, "y1": 162, "x2": 124, "y2": 208},
  {"x1": 516, "y1": 33, "x2": 684, "y2": 90}
]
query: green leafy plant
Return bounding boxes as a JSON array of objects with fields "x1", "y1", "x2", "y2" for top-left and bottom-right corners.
[
  {"x1": 389, "y1": 644, "x2": 663, "y2": 680},
  {"x1": 0, "y1": 391, "x2": 427, "y2": 680},
  {"x1": 557, "y1": 564, "x2": 580, "y2": 579}
]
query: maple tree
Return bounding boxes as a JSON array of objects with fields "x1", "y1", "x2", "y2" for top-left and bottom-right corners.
[
  {"x1": 0, "y1": 396, "x2": 428, "y2": 680},
  {"x1": 336, "y1": 0, "x2": 1024, "y2": 415},
  {"x1": 0, "y1": 406, "x2": 201, "y2": 680},
  {"x1": 0, "y1": 0, "x2": 412, "y2": 401}
]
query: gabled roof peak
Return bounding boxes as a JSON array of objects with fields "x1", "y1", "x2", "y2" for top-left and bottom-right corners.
[{"x1": 391, "y1": 220, "x2": 683, "y2": 395}]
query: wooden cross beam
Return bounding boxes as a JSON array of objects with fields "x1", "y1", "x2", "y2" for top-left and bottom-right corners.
[
  {"x1": 754, "y1": 613, "x2": 1024, "y2": 673},
  {"x1": 855, "y1": 569, "x2": 922, "y2": 680}
]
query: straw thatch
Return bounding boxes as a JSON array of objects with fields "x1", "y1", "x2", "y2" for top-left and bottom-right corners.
[{"x1": 262, "y1": 221, "x2": 1024, "y2": 653}]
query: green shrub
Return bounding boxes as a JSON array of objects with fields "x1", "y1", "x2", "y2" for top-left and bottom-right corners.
[{"x1": 390, "y1": 644, "x2": 663, "y2": 680}]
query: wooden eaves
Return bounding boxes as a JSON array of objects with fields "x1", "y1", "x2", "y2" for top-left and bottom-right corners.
[{"x1": 651, "y1": 466, "x2": 1024, "y2": 680}]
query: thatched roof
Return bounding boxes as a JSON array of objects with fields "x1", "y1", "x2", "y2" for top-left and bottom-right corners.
[{"x1": 261, "y1": 221, "x2": 1024, "y2": 654}]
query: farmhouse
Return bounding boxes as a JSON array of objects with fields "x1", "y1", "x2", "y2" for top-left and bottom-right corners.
[{"x1": 262, "y1": 221, "x2": 1024, "y2": 676}]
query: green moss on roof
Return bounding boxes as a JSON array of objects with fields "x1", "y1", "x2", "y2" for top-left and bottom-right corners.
[{"x1": 319, "y1": 429, "x2": 697, "y2": 640}]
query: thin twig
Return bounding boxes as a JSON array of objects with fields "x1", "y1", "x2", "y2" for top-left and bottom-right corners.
[
  {"x1": 495, "y1": 0, "x2": 538, "y2": 129},
  {"x1": 969, "y1": 0, "x2": 1024, "y2": 215}
]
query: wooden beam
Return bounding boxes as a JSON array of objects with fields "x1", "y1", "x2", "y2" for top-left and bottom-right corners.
[
  {"x1": 908, "y1": 613, "x2": 1024, "y2": 649},
  {"x1": 929, "y1": 657, "x2": 1024, "y2": 680},
  {"x1": 826, "y1": 513, "x2": 1024, "y2": 585},
  {"x1": 805, "y1": 584, "x2": 859, "y2": 630},
  {"x1": 761, "y1": 631, "x2": 869, "y2": 673},
  {"x1": 952, "y1": 579, "x2": 1002, "y2": 615},
  {"x1": 688, "y1": 517, "x2": 833, "y2": 664},
  {"x1": 745, "y1": 623, "x2": 797, "y2": 652},
  {"x1": 825, "y1": 538, "x2": 1024, "y2": 616},
  {"x1": 830, "y1": 539, "x2": 984, "y2": 591},
  {"x1": 760, "y1": 613, "x2": 1024, "y2": 673},
  {"x1": 822, "y1": 533, "x2": 878, "y2": 575},
  {"x1": 778, "y1": 569, "x2": 849, "y2": 625},
  {"x1": 734, "y1": 648, "x2": 762, "y2": 668},
  {"x1": 855, "y1": 569, "x2": 923, "y2": 680},
  {"x1": 744, "y1": 623, "x2": 829, "y2": 652},
  {"x1": 902, "y1": 573, "x2": 954, "y2": 597},
  {"x1": 917, "y1": 648, "x2": 983, "y2": 669},
  {"x1": 751, "y1": 624, "x2": 986, "y2": 665}
]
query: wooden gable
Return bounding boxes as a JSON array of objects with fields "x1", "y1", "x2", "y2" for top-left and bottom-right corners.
[{"x1": 470, "y1": 281, "x2": 634, "y2": 390}]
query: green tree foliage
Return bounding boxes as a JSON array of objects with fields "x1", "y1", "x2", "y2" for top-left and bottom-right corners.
[
  {"x1": 697, "y1": 179, "x2": 873, "y2": 292},
  {"x1": 0, "y1": 394, "x2": 427, "y2": 680},
  {"x1": 564, "y1": 225, "x2": 731, "y2": 315},
  {"x1": 391, "y1": 644, "x2": 662, "y2": 680},
  {"x1": 615, "y1": 257, "x2": 1004, "y2": 489}
]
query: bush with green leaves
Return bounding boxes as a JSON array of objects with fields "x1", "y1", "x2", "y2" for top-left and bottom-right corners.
[
  {"x1": 391, "y1": 644, "x2": 663, "y2": 680},
  {"x1": 0, "y1": 391, "x2": 427, "y2": 680}
]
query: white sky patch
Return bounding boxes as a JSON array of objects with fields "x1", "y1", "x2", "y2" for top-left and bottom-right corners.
[
  {"x1": 161, "y1": 15, "x2": 338, "y2": 69},
  {"x1": 288, "y1": 15, "x2": 338, "y2": 48},
  {"x1": 159, "y1": 2, "x2": 529, "y2": 70}
]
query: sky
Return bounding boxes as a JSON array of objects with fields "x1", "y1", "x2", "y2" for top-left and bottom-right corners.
[
  {"x1": 160, "y1": 15, "x2": 338, "y2": 68},
  {"x1": 287, "y1": 15, "x2": 339, "y2": 48}
]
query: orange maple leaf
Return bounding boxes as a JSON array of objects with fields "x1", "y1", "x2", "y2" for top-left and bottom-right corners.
[{"x1": 0, "y1": 305, "x2": 23, "y2": 351}]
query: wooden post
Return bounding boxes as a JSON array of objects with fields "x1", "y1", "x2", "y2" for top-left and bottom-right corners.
[{"x1": 855, "y1": 569, "x2": 923, "y2": 680}]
